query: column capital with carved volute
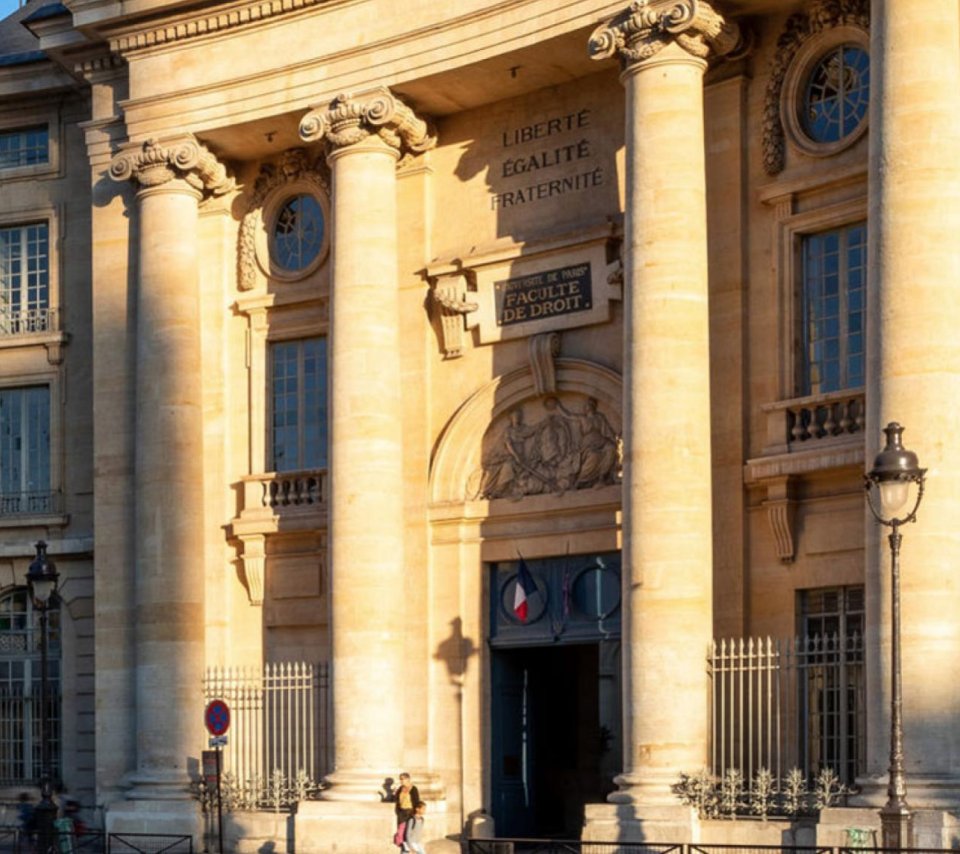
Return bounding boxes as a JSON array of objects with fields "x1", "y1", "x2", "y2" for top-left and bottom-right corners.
[
  {"x1": 109, "y1": 134, "x2": 235, "y2": 197},
  {"x1": 299, "y1": 87, "x2": 436, "y2": 161},
  {"x1": 588, "y1": 0, "x2": 746, "y2": 72}
]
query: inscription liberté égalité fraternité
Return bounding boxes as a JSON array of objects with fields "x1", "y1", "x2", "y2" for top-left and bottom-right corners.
[
  {"x1": 491, "y1": 108, "x2": 603, "y2": 210},
  {"x1": 495, "y1": 263, "x2": 593, "y2": 326}
]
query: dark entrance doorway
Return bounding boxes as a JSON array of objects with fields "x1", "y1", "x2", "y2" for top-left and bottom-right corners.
[{"x1": 491, "y1": 641, "x2": 620, "y2": 838}]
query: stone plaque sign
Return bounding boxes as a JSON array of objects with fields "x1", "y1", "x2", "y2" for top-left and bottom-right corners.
[
  {"x1": 495, "y1": 263, "x2": 592, "y2": 327},
  {"x1": 425, "y1": 223, "x2": 621, "y2": 349}
]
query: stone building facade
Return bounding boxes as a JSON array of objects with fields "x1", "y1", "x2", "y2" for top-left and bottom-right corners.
[{"x1": 0, "y1": 0, "x2": 958, "y2": 850}]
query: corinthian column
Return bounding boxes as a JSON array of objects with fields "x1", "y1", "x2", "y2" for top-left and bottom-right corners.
[
  {"x1": 109, "y1": 138, "x2": 233, "y2": 812},
  {"x1": 299, "y1": 90, "x2": 435, "y2": 800},
  {"x1": 587, "y1": 0, "x2": 744, "y2": 810},
  {"x1": 865, "y1": 1, "x2": 960, "y2": 822}
]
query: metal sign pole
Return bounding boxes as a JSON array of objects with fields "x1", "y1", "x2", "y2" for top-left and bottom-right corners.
[
  {"x1": 216, "y1": 745, "x2": 223, "y2": 854},
  {"x1": 204, "y1": 700, "x2": 231, "y2": 854}
]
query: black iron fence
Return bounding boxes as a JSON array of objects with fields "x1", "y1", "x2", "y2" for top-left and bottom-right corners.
[
  {"x1": 467, "y1": 843, "x2": 959, "y2": 854},
  {"x1": 466, "y1": 843, "x2": 678, "y2": 854},
  {"x1": 0, "y1": 828, "x2": 192, "y2": 854}
]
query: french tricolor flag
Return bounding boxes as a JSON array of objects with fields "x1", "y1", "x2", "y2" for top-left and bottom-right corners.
[{"x1": 513, "y1": 558, "x2": 537, "y2": 622}]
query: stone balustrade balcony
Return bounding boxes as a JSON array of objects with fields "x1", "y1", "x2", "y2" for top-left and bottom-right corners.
[
  {"x1": 230, "y1": 469, "x2": 328, "y2": 605},
  {"x1": 0, "y1": 307, "x2": 58, "y2": 336},
  {"x1": 745, "y1": 389, "x2": 866, "y2": 564},
  {"x1": 760, "y1": 388, "x2": 865, "y2": 458},
  {"x1": 232, "y1": 469, "x2": 327, "y2": 538},
  {"x1": 0, "y1": 490, "x2": 67, "y2": 528}
]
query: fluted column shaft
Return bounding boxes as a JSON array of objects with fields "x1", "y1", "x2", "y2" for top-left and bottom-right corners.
[
  {"x1": 299, "y1": 90, "x2": 435, "y2": 798},
  {"x1": 865, "y1": 1, "x2": 960, "y2": 801},
  {"x1": 589, "y1": 1, "x2": 744, "y2": 805},
  {"x1": 110, "y1": 137, "x2": 233, "y2": 795}
]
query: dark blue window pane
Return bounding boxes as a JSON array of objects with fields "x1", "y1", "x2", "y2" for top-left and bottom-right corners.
[
  {"x1": 270, "y1": 337, "x2": 328, "y2": 471},
  {"x1": 272, "y1": 195, "x2": 324, "y2": 272},
  {"x1": 803, "y1": 45, "x2": 870, "y2": 143},
  {"x1": 801, "y1": 221, "x2": 868, "y2": 394}
]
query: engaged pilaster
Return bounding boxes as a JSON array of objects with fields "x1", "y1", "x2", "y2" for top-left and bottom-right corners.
[
  {"x1": 587, "y1": 0, "x2": 743, "y2": 810},
  {"x1": 109, "y1": 136, "x2": 232, "y2": 804},
  {"x1": 299, "y1": 90, "x2": 435, "y2": 798}
]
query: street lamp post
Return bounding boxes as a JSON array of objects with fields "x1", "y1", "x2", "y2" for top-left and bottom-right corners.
[
  {"x1": 26, "y1": 540, "x2": 59, "y2": 854},
  {"x1": 865, "y1": 422, "x2": 926, "y2": 852}
]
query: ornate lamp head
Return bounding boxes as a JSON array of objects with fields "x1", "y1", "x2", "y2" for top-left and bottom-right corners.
[
  {"x1": 865, "y1": 422, "x2": 926, "y2": 524},
  {"x1": 26, "y1": 541, "x2": 59, "y2": 609}
]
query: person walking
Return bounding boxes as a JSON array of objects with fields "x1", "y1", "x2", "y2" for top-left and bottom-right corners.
[
  {"x1": 394, "y1": 772, "x2": 419, "y2": 828},
  {"x1": 402, "y1": 802, "x2": 427, "y2": 854}
]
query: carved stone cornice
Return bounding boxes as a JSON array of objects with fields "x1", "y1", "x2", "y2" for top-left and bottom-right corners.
[
  {"x1": 763, "y1": 0, "x2": 870, "y2": 175},
  {"x1": 108, "y1": 0, "x2": 329, "y2": 54},
  {"x1": 109, "y1": 136, "x2": 235, "y2": 196},
  {"x1": 588, "y1": 0, "x2": 746, "y2": 70},
  {"x1": 238, "y1": 148, "x2": 329, "y2": 291},
  {"x1": 299, "y1": 88, "x2": 436, "y2": 159},
  {"x1": 73, "y1": 52, "x2": 125, "y2": 80}
]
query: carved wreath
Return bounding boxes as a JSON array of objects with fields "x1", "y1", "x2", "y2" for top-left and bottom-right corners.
[
  {"x1": 762, "y1": 0, "x2": 869, "y2": 176},
  {"x1": 237, "y1": 148, "x2": 330, "y2": 291}
]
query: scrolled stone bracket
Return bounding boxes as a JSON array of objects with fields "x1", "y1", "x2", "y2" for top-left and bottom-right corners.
[
  {"x1": 109, "y1": 135, "x2": 235, "y2": 197},
  {"x1": 588, "y1": 0, "x2": 748, "y2": 69},
  {"x1": 299, "y1": 87, "x2": 436, "y2": 159},
  {"x1": 761, "y1": 475, "x2": 797, "y2": 564},
  {"x1": 529, "y1": 332, "x2": 561, "y2": 396},
  {"x1": 427, "y1": 268, "x2": 479, "y2": 359}
]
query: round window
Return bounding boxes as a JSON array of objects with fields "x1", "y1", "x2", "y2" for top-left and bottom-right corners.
[
  {"x1": 271, "y1": 194, "x2": 325, "y2": 272},
  {"x1": 572, "y1": 565, "x2": 620, "y2": 619},
  {"x1": 801, "y1": 44, "x2": 869, "y2": 145}
]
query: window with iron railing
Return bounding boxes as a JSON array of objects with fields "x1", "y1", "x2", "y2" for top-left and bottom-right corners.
[
  {"x1": 0, "y1": 588, "x2": 60, "y2": 786},
  {"x1": 0, "y1": 222, "x2": 53, "y2": 336},
  {"x1": 709, "y1": 607, "x2": 865, "y2": 788},
  {"x1": 799, "y1": 585, "x2": 865, "y2": 785},
  {"x1": 0, "y1": 386, "x2": 52, "y2": 516}
]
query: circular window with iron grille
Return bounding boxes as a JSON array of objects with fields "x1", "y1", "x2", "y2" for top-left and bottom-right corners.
[
  {"x1": 271, "y1": 194, "x2": 325, "y2": 273},
  {"x1": 782, "y1": 27, "x2": 870, "y2": 158},
  {"x1": 253, "y1": 178, "x2": 330, "y2": 284}
]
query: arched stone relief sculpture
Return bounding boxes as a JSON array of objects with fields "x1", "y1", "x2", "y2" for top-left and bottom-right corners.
[
  {"x1": 428, "y1": 358, "x2": 623, "y2": 505},
  {"x1": 471, "y1": 394, "x2": 621, "y2": 500},
  {"x1": 763, "y1": 0, "x2": 869, "y2": 175},
  {"x1": 237, "y1": 147, "x2": 331, "y2": 290}
]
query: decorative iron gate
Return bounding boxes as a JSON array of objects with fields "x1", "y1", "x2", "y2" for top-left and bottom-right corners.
[
  {"x1": 202, "y1": 662, "x2": 330, "y2": 795},
  {"x1": 708, "y1": 634, "x2": 864, "y2": 785}
]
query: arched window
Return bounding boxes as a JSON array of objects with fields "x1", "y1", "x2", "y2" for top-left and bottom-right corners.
[{"x1": 0, "y1": 588, "x2": 59, "y2": 785}]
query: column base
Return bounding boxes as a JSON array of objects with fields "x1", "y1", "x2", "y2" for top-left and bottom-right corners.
[
  {"x1": 606, "y1": 771, "x2": 684, "y2": 807},
  {"x1": 105, "y1": 795, "x2": 202, "y2": 840},
  {"x1": 319, "y1": 768, "x2": 402, "y2": 802},
  {"x1": 320, "y1": 768, "x2": 447, "y2": 804},
  {"x1": 296, "y1": 799, "x2": 395, "y2": 854},
  {"x1": 582, "y1": 803, "x2": 700, "y2": 844}
]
